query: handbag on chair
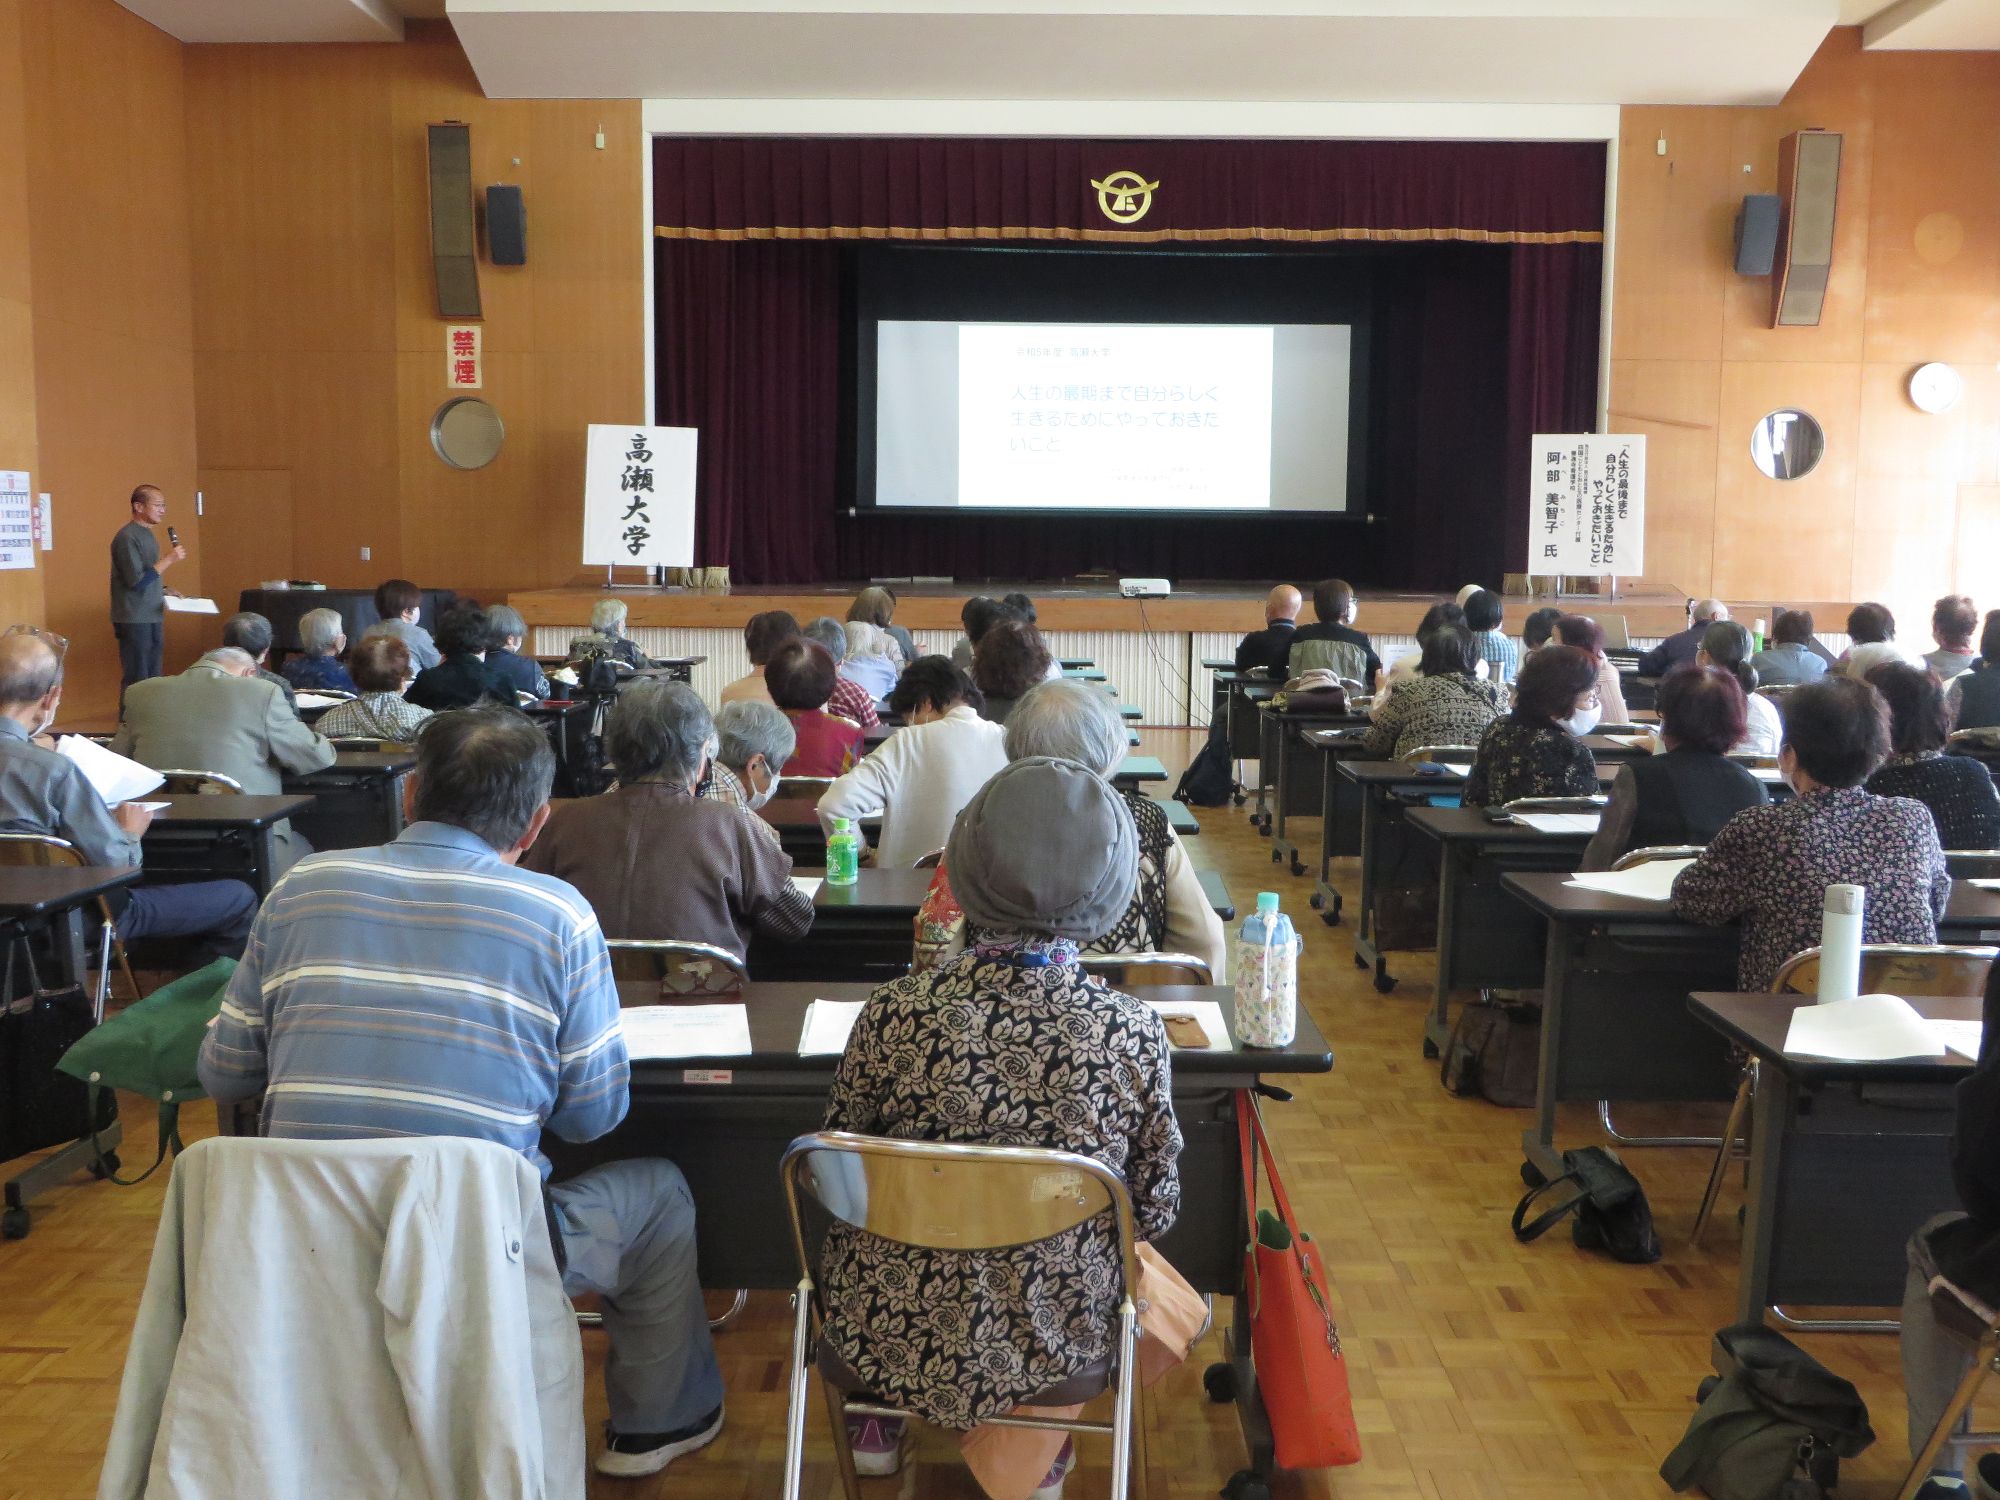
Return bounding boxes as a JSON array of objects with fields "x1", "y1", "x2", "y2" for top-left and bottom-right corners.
[{"x1": 1238, "y1": 1092, "x2": 1362, "y2": 1471}]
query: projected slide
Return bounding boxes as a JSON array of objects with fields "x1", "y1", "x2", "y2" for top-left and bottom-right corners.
[
  {"x1": 957, "y1": 324, "x2": 1273, "y2": 510},
  {"x1": 871, "y1": 319, "x2": 1352, "y2": 514}
]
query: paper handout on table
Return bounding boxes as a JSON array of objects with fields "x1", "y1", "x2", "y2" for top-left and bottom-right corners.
[
  {"x1": 1605, "y1": 734, "x2": 1657, "y2": 750},
  {"x1": 619, "y1": 1004, "x2": 752, "y2": 1061},
  {"x1": 294, "y1": 692, "x2": 348, "y2": 711},
  {"x1": 798, "y1": 999, "x2": 867, "y2": 1055},
  {"x1": 1143, "y1": 998, "x2": 1234, "y2": 1052},
  {"x1": 1515, "y1": 812, "x2": 1602, "y2": 835},
  {"x1": 1930, "y1": 1019, "x2": 1984, "y2": 1062},
  {"x1": 1563, "y1": 858, "x2": 1694, "y2": 902},
  {"x1": 1971, "y1": 880, "x2": 2000, "y2": 892},
  {"x1": 790, "y1": 875, "x2": 823, "y2": 900},
  {"x1": 1782, "y1": 993, "x2": 1946, "y2": 1061},
  {"x1": 56, "y1": 735, "x2": 164, "y2": 806},
  {"x1": 163, "y1": 596, "x2": 219, "y2": 614}
]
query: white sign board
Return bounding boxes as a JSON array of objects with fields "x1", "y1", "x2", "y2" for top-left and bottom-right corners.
[
  {"x1": 0, "y1": 472, "x2": 34, "y2": 571},
  {"x1": 583, "y1": 425, "x2": 696, "y2": 568},
  {"x1": 1529, "y1": 434, "x2": 1645, "y2": 577}
]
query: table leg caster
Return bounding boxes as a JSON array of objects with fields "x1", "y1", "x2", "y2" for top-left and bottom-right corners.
[
  {"x1": 1520, "y1": 1159, "x2": 1546, "y2": 1189},
  {"x1": 1289, "y1": 857, "x2": 1305, "y2": 876},
  {"x1": 1, "y1": 1206, "x2": 28, "y2": 1240},
  {"x1": 1222, "y1": 1471, "x2": 1271, "y2": 1500},
  {"x1": 1271, "y1": 848, "x2": 1283, "y2": 863},
  {"x1": 1373, "y1": 967, "x2": 1397, "y2": 994},
  {"x1": 1352, "y1": 952, "x2": 1367, "y2": 970},
  {"x1": 1309, "y1": 890, "x2": 1322, "y2": 909},
  {"x1": 1422, "y1": 1037, "x2": 1439, "y2": 1059},
  {"x1": 1202, "y1": 1362, "x2": 1235, "y2": 1404}
]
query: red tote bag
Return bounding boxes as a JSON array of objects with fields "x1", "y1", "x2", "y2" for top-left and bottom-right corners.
[{"x1": 1239, "y1": 1092, "x2": 1363, "y2": 1471}]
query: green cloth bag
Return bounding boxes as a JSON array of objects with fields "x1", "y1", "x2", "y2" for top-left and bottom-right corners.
[{"x1": 56, "y1": 958, "x2": 237, "y2": 1183}]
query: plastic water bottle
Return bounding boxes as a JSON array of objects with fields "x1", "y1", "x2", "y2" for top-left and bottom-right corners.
[
  {"x1": 1817, "y1": 884, "x2": 1864, "y2": 1003},
  {"x1": 1233, "y1": 891, "x2": 1299, "y2": 1048},
  {"x1": 1753, "y1": 617, "x2": 1768, "y2": 653},
  {"x1": 826, "y1": 817, "x2": 860, "y2": 887}
]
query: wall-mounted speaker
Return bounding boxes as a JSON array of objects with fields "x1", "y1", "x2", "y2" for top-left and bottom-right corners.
[
  {"x1": 1772, "y1": 129, "x2": 1841, "y2": 327},
  {"x1": 485, "y1": 185, "x2": 527, "y2": 267},
  {"x1": 1733, "y1": 194, "x2": 1780, "y2": 276},
  {"x1": 427, "y1": 122, "x2": 482, "y2": 319}
]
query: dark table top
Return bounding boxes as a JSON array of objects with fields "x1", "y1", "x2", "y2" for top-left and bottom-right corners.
[
  {"x1": 1408, "y1": 805, "x2": 1599, "y2": 844},
  {"x1": 0, "y1": 864, "x2": 142, "y2": 915},
  {"x1": 1338, "y1": 758, "x2": 1619, "y2": 790},
  {"x1": 1114, "y1": 755, "x2": 1168, "y2": 785},
  {"x1": 147, "y1": 793, "x2": 315, "y2": 828},
  {"x1": 616, "y1": 980, "x2": 1333, "y2": 1076},
  {"x1": 1690, "y1": 991, "x2": 1980, "y2": 1083},
  {"x1": 1503, "y1": 869, "x2": 2000, "y2": 934},
  {"x1": 288, "y1": 750, "x2": 416, "y2": 781},
  {"x1": 795, "y1": 864, "x2": 1236, "y2": 921},
  {"x1": 758, "y1": 800, "x2": 880, "y2": 831}
]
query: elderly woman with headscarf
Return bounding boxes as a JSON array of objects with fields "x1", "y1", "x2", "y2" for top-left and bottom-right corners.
[
  {"x1": 914, "y1": 678, "x2": 1227, "y2": 977},
  {"x1": 822, "y1": 757, "x2": 1204, "y2": 1499},
  {"x1": 840, "y1": 619, "x2": 900, "y2": 701}
]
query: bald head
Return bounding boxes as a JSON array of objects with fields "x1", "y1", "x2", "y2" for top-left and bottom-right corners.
[
  {"x1": 0, "y1": 632, "x2": 62, "y2": 711},
  {"x1": 1265, "y1": 585, "x2": 1302, "y2": 625},
  {"x1": 1694, "y1": 598, "x2": 1728, "y2": 623}
]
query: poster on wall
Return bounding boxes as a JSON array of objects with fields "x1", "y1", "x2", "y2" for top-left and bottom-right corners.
[
  {"x1": 1528, "y1": 434, "x2": 1645, "y2": 577},
  {"x1": 0, "y1": 473, "x2": 34, "y2": 571},
  {"x1": 581, "y1": 425, "x2": 697, "y2": 568}
]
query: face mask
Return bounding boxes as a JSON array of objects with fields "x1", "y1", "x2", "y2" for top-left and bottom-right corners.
[
  {"x1": 1563, "y1": 702, "x2": 1602, "y2": 737},
  {"x1": 746, "y1": 757, "x2": 781, "y2": 810}
]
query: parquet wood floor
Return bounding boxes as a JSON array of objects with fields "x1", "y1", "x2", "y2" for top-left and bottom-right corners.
[{"x1": 0, "y1": 731, "x2": 1954, "y2": 1497}]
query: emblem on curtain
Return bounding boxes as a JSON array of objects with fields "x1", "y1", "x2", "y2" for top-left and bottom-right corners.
[{"x1": 1090, "y1": 170, "x2": 1159, "y2": 226}]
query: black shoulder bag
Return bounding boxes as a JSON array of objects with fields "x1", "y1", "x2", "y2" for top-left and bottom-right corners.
[{"x1": 1511, "y1": 1145, "x2": 1662, "y2": 1264}]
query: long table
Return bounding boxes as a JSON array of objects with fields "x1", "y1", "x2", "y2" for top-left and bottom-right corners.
[
  {"x1": 1503, "y1": 871, "x2": 2000, "y2": 1184},
  {"x1": 1260, "y1": 704, "x2": 1369, "y2": 876},
  {"x1": 543, "y1": 980, "x2": 1333, "y2": 1487},
  {"x1": 1692, "y1": 990, "x2": 1969, "y2": 1324},
  {"x1": 141, "y1": 793, "x2": 316, "y2": 896},
  {"x1": 283, "y1": 750, "x2": 415, "y2": 851}
]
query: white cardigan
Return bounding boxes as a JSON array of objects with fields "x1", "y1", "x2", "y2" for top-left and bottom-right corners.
[
  {"x1": 98, "y1": 1136, "x2": 584, "y2": 1500},
  {"x1": 816, "y1": 705, "x2": 1009, "y2": 869}
]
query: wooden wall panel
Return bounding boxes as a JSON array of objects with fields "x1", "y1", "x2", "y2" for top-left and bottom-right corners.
[
  {"x1": 0, "y1": 1, "x2": 46, "y2": 633},
  {"x1": 1606, "y1": 358, "x2": 1719, "y2": 597},
  {"x1": 1709, "y1": 361, "x2": 1860, "y2": 602},
  {"x1": 1608, "y1": 109, "x2": 1731, "y2": 366}
]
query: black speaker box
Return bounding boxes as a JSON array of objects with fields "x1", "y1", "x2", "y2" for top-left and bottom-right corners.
[
  {"x1": 426, "y1": 122, "x2": 481, "y2": 319},
  {"x1": 486, "y1": 184, "x2": 526, "y2": 267},
  {"x1": 1733, "y1": 194, "x2": 1780, "y2": 276}
]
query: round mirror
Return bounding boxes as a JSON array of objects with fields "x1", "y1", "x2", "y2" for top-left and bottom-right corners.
[
  {"x1": 430, "y1": 397, "x2": 505, "y2": 470},
  {"x1": 1750, "y1": 409, "x2": 1824, "y2": 481}
]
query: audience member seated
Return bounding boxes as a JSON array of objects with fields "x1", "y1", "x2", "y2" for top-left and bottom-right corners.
[
  {"x1": 818, "y1": 657, "x2": 1005, "y2": 869},
  {"x1": 703, "y1": 699, "x2": 794, "y2": 848},
  {"x1": 363, "y1": 578, "x2": 440, "y2": 672},
  {"x1": 407, "y1": 603, "x2": 513, "y2": 711},
  {"x1": 198, "y1": 707, "x2": 726, "y2": 1479},
  {"x1": 1636, "y1": 597, "x2": 1728, "y2": 677},
  {"x1": 314, "y1": 635, "x2": 433, "y2": 743},
  {"x1": 1233, "y1": 584, "x2": 1302, "y2": 675},
  {"x1": 949, "y1": 595, "x2": 1007, "y2": 673},
  {"x1": 524, "y1": 681, "x2": 811, "y2": 959},
  {"x1": 803, "y1": 617, "x2": 883, "y2": 728},
  {"x1": 0, "y1": 630, "x2": 256, "y2": 954},
  {"x1": 767, "y1": 638, "x2": 864, "y2": 776},
  {"x1": 222, "y1": 611, "x2": 298, "y2": 715},
  {"x1": 820, "y1": 757, "x2": 1196, "y2": 1493},
  {"x1": 973, "y1": 618, "x2": 1054, "y2": 725},
  {"x1": 1900, "y1": 960, "x2": 2000, "y2": 1500},
  {"x1": 1865, "y1": 660, "x2": 2000, "y2": 850},
  {"x1": 485, "y1": 604, "x2": 551, "y2": 700},
  {"x1": 718, "y1": 610, "x2": 800, "y2": 706},
  {"x1": 847, "y1": 585, "x2": 916, "y2": 668},
  {"x1": 915, "y1": 678, "x2": 1229, "y2": 977},
  {"x1": 1950, "y1": 610, "x2": 2000, "y2": 732},
  {"x1": 1373, "y1": 602, "x2": 1477, "y2": 715},
  {"x1": 1840, "y1": 601, "x2": 1919, "y2": 678},
  {"x1": 1000, "y1": 593, "x2": 1064, "y2": 682},
  {"x1": 1463, "y1": 589, "x2": 1519, "y2": 686},
  {"x1": 1554, "y1": 614, "x2": 1630, "y2": 726},
  {"x1": 1673, "y1": 676, "x2": 1950, "y2": 990},
  {"x1": 114, "y1": 645, "x2": 334, "y2": 872},
  {"x1": 1579, "y1": 666, "x2": 1768, "y2": 871},
  {"x1": 571, "y1": 597, "x2": 648, "y2": 670},
  {"x1": 1697, "y1": 620, "x2": 1781, "y2": 756},
  {"x1": 1462, "y1": 645, "x2": 1601, "y2": 809},
  {"x1": 1359, "y1": 624, "x2": 1504, "y2": 761},
  {"x1": 840, "y1": 621, "x2": 899, "y2": 702},
  {"x1": 1522, "y1": 605, "x2": 1564, "y2": 652},
  {"x1": 1750, "y1": 608, "x2": 1828, "y2": 687},
  {"x1": 279, "y1": 607, "x2": 356, "y2": 695},
  {"x1": 1288, "y1": 578, "x2": 1382, "y2": 688},
  {"x1": 1927, "y1": 594, "x2": 1980, "y2": 680}
]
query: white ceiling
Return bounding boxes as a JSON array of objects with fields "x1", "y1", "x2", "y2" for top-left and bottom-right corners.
[
  {"x1": 1864, "y1": 0, "x2": 2000, "y2": 49},
  {"x1": 113, "y1": 0, "x2": 437, "y2": 40}
]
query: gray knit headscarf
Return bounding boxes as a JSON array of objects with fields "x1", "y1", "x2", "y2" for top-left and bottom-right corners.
[{"x1": 946, "y1": 757, "x2": 1139, "y2": 942}]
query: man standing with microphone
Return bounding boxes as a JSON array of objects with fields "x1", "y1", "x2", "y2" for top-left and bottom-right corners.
[{"x1": 109, "y1": 484, "x2": 186, "y2": 694}]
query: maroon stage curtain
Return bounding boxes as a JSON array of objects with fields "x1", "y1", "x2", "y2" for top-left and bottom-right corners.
[{"x1": 653, "y1": 136, "x2": 1605, "y2": 588}]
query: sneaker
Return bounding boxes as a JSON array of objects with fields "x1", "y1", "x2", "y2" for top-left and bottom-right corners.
[
  {"x1": 593, "y1": 1404, "x2": 725, "y2": 1478},
  {"x1": 1917, "y1": 1477, "x2": 1968, "y2": 1500},
  {"x1": 1028, "y1": 1437, "x2": 1076, "y2": 1500},
  {"x1": 845, "y1": 1413, "x2": 907, "y2": 1476}
]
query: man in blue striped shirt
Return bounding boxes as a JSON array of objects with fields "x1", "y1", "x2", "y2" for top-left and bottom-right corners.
[{"x1": 200, "y1": 707, "x2": 725, "y2": 1479}]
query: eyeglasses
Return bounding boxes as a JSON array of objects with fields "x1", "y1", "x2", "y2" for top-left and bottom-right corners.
[{"x1": 4, "y1": 624, "x2": 67, "y2": 661}]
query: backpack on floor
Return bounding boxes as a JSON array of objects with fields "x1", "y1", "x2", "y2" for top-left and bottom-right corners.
[
  {"x1": 1439, "y1": 999, "x2": 1541, "y2": 1107},
  {"x1": 1175, "y1": 718, "x2": 1235, "y2": 808}
]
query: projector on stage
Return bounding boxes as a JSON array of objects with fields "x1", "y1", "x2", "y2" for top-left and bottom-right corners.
[{"x1": 1118, "y1": 578, "x2": 1172, "y2": 599}]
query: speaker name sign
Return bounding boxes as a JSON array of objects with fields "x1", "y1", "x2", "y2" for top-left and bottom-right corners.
[
  {"x1": 583, "y1": 425, "x2": 696, "y2": 568},
  {"x1": 1528, "y1": 434, "x2": 1645, "y2": 577}
]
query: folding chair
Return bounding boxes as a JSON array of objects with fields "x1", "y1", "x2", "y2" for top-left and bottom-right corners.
[
  {"x1": 1501, "y1": 795, "x2": 1607, "y2": 816},
  {"x1": 1078, "y1": 952, "x2": 1213, "y2": 988},
  {"x1": 778, "y1": 1131, "x2": 1143, "y2": 1500},
  {"x1": 1896, "y1": 1278, "x2": 2000, "y2": 1499},
  {"x1": 1399, "y1": 743, "x2": 1479, "y2": 767},
  {"x1": 155, "y1": 770, "x2": 244, "y2": 796},
  {"x1": 1609, "y1": 844, "x2": 1706, "y2": 871},
  {"x1": 1946, "y1": 850, "x2": 2000, "y2": 881},
  {"x1": 606, "y1": 937, "x2": 748, "y2": 996},
  {"x1": 911, "y1": 847, "x2": 945, "y2": 871},
  {"x1": 0, "y1": 833, "x2": 138, "y2": 1008}
]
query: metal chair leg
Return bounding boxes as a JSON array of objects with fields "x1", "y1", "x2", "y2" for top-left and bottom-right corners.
[
  {"x1": 819, "y1": 1362, "x2": 864, "y2": 1500},
  {"x1": 780, "y1": 1280, "x2": 824, "y2": 1500},
  {"x1": 708, "y1": 1287, "x2": 748, "y2": 1331},
  {"x1": 1692, "y1": 1061, "x2": 1756, "y2": 1245},
  {"x1": 1596, "y1": 1099, "x2": 1723, "y2": 1149},
  {"x1": 1896, "y1": 1340, "x2": 1999, "y2": 1500},
  {"x1": 1108, "y1": 1299, "x2": 1139, "y2": 1500},
  {"x1": 1770, "y1": 1307, "x2": 1900, "y2": 1334}
]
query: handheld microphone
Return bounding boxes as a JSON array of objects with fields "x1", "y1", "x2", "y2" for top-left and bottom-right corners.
[{"x1": 167, "y1": 527, "x2": 180, "y2": 548}]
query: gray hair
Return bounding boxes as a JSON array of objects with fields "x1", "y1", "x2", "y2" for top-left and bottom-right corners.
[
  {"x1": 412, "y1": 707, "x2": 555, "y2": 851},
  {"x1": 201, "y1": 647, "x2": 259, "y2": 675},
  {"x1": 1694, "y1": 597, "x2": 1729, "y2": 622},
  {"x1": 803, "y1": 616, "x2": 846, "y2": 656},
  {"x1": 605, "y1": 679, "x2": 713, "y2": 786},
  {"x1": 298, "y1": 607, "x2": 345, "y2": 656},
  {"x1": 1003, "y1": 678, "x2": 1125, "y2": 778},
  {"x1": 843, "y1": 620, "x2": 884, "y2": 661},
  {"x1": 591, "y1": 597, "x2": 629, "y2": 634},
  {"x1": 221, "y1": 611, "x2": 274, "y2": 660},
  {"x1": 714, "y1": 699, "x2": 796, "y2": 774},
  {"x1": 486, "y1": 603, "x2": 527, "y2": 644}
]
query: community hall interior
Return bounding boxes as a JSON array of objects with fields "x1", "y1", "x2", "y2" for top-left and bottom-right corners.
[{"x1": 7, "y1": 0, "x2": 2000, "y2": 1497}]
